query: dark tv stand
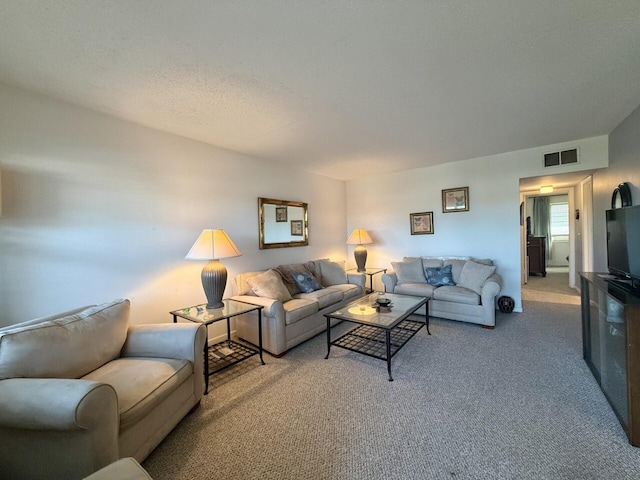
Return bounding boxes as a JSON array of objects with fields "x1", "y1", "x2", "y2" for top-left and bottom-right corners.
[
  {"x1": 607, "y1": 277, "x2": 640, "y2": 296},
  {"x1": 580, "y1": 272, "x2": 640, "y2": 447}
]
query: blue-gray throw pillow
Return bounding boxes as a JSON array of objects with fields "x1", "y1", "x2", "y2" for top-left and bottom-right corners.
[
  {"x1": 293, "y1": 271, "x2": 324, "y2": 293},
  {"x1": 425, "y1": 265, "x2": 456, "y2": 287}
]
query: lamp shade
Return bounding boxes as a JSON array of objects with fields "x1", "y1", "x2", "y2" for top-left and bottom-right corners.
[
  {"x1": 186, "y1": 229, "x2": 241, "y2": 309},
  {"x1": 185, "y1": 229, "x2": 242, "y2": 260},
  {"x1": 346, "y1": 229, "x2": 373, "y2": 245}
]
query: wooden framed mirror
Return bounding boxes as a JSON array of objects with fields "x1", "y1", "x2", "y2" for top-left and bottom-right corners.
[{"x1": 259, "y1": 197, "x2": 308, "y2": 249}]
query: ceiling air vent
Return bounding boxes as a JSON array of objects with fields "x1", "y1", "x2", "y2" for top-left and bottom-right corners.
[{"x1": 544, "y1": 148, "x2": 579, "y2": 167}]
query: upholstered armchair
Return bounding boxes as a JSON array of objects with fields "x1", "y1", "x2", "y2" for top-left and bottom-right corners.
[{"x1": 0, "y1": 299, "x2": 206, "y2": 480}]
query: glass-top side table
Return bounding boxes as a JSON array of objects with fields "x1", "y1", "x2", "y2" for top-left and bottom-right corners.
[
  {"x1": 170, "y1": 299, "x2": 264, "y2": 394},
  {"x1": 347, "y1": 267, "x2": 387, "y2": 293}
]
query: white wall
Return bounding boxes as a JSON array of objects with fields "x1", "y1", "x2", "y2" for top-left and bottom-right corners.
[
  {"x1": 593, "y1": 103, "x2": 640, "y2": 272},
  {"x1": 346, "y1": 136, "x2": 608, "y2": 312},
  {"x1": 0, "y1": 83, "x2": 347, "y2": 331}
]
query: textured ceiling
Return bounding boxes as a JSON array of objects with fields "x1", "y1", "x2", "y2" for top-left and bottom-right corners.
[{"x1": 0, "y1": 1, "x2": 639, "y2": 181}]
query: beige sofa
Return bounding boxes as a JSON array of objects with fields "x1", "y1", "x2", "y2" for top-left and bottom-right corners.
[
  {"x1": 382, "y1": 256, "x2": 503, "y2": 328},
  {"x1": 0, "y1": 299, "x2": 206, "y2": 480},
  {"x1": 230, "y1": 259, "x2": 365, "y2": 356}
]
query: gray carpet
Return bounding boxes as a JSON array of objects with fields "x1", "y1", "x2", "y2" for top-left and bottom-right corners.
[
  {"x1": 143, "y1": 301, "x2": 640, "y2": 479},
  {"x1": 522, "y1": 269, "x2": 581, "y2": 306}
]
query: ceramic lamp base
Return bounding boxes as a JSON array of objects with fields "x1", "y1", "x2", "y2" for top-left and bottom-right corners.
[
  {"x1": 354, "y1": 245, "x2": 368, "y2": 272},
  {"x1": 202, "y1": 259, "x2": 227, "y2": 309}
]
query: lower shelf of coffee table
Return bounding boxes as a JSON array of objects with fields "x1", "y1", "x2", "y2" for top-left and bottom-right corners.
[
  {"x1": 207, "y1": 339, "x2": 258, "y2": 375},
  {"x1": 332, "y1": 319, "x2": 424, "y2": 361}
]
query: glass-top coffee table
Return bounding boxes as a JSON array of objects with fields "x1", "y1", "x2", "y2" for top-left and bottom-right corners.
[{"x1": 324, "y1": 293, "x2": 429, "y2": 381}]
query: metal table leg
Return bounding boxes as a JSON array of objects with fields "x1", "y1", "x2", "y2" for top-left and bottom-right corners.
[
  {"x1": 258, "y1": 308, "x2": 265, "y2": 365},
  {"x1": 386, "y1": 329, "x2": 393, "y2": 381},
  {"x1": 325, "y1": 316, "x2": 331, "y2": 359},
  {"x1": 204, "y1": 324, "x2": 210, "y2": 394}
]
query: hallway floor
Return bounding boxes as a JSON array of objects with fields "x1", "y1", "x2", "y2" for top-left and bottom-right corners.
[{"x1": 522, "y1": 266, "x2": 581, "y2": 305}]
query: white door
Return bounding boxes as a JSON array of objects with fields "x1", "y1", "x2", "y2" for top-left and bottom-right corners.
[{"x1": 581, "y1": 176, "x2": 594, "y2": 273}]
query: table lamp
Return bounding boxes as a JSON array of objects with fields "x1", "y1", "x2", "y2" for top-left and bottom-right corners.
[
  {"x1": 347, "y1": 228, "x2": 373, "y2": 272},
  {"x1": 186, "y1": 229, "x2": 241, "y2": 309}
]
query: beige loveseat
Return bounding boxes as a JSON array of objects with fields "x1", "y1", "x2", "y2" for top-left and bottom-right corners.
[
  {"x1": 382, "y1": 257, "x2": 503, "y2": 328},
  {"x1": 0, "y1": 299, "x2": 206, "y2": 480},
  {"x1": 230, "y1": 259, "x2": 365, "y2": 356}
]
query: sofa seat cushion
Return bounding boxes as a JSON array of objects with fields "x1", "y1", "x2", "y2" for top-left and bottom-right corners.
[
  {"x1": 432, "y1": 285, "x2": 480, "y2": 305},
  {"x1": 83, "y1": 357, "x2": 192, "y2": 430},
  {"x1": 394, "y1": 283, "x2": 436, "y2": 298},
  {"x1": 294, "y1": 288, "x2": 343, "y2": 309},
  {"x1": 0, "y1": 299, "x2": 130, "y2": 380},
  {"x1": 326, "y1": 283, "x2": 361, "y2": 301},
  {"x1": 283, "y1": 299, "x2": 319, "y2": 325}
]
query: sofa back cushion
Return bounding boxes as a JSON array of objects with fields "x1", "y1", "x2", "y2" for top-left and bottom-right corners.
[
  {"x1": 246, "y1": 269, "x2": 293, "y2": 302},
  {"x1": 317, "y1": 260, "x2": 348, "y2": 286},
  {"x1": 392, "y1": 258, "x2": 426, "y2": 284},
  {"x1": 0, "y1": 299, "x2": 130, "y2": 380},
  {"x1": 443, "y1": 259, "x2": 468, "y2": 284},
  {"x1": 458, "y1": 261, "x2": 497, "y2": 294},
  {"x1": 233, "y1": 271, "x2": 265, "y2": 296}
]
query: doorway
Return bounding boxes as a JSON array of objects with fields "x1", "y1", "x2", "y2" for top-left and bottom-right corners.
[
  {"x1": 519, "y1": 172, "x2": 596, "y2": 305},
  {"x1": 521, "y1": 188, "x2": 575, "y2": 286}
]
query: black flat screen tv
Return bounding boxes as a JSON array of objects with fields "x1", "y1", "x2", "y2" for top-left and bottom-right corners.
[{"x1": 606, "y1": 205, "x2": 640, "y2": 290}]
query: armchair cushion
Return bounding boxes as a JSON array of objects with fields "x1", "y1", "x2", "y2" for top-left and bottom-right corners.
[
  {"x1": 0, "y1": 299, "x2": 130, "y2": 380},
  {"x1": 83, "y1": 357, "x2": 192, "y2": 430}
]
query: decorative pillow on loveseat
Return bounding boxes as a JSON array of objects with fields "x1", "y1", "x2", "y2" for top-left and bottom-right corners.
[
  {"x1": 247, "y1": 269, "x2": 292, "y2": 302},
  {"x1": 391, "y1": 258, "x2": 426, "y2": 284},
  {"x1": 457, "y1": 260, "x2": 496, "y2": 295},
  {"x1": 293, "y1": 271, "x2": 324, "y2": 293},
  {"x1": 425, "y1": 264, "x2": 456, "y2": 287}
]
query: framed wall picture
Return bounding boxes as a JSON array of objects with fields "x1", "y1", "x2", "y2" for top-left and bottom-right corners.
[
  {"x1": 291, "y1": 220, "x2": 303, "y2": 236},
  {"x1": 442, "y1": 186, "x2": 469, "y2": 213},
  {"x1": 410, "y1": 212, "x2": 434, "y2": 235},
  {"x1": 275, "y1": 206, "x2": 287, "y2": 222}
]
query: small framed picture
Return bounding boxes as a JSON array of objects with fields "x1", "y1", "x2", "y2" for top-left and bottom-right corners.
[
  {"x1": 276, "y1": 206, "x2": 287, "y2": 222},
  {"x1": 410, "y1": 212, "x2": 434, "y2": 235},
  {"x1": 442, "y1": 187, "x2": 469, "y2": 213},
  {"x1": 291, "y1": 220, "x2": 303, "y2": 236}
]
